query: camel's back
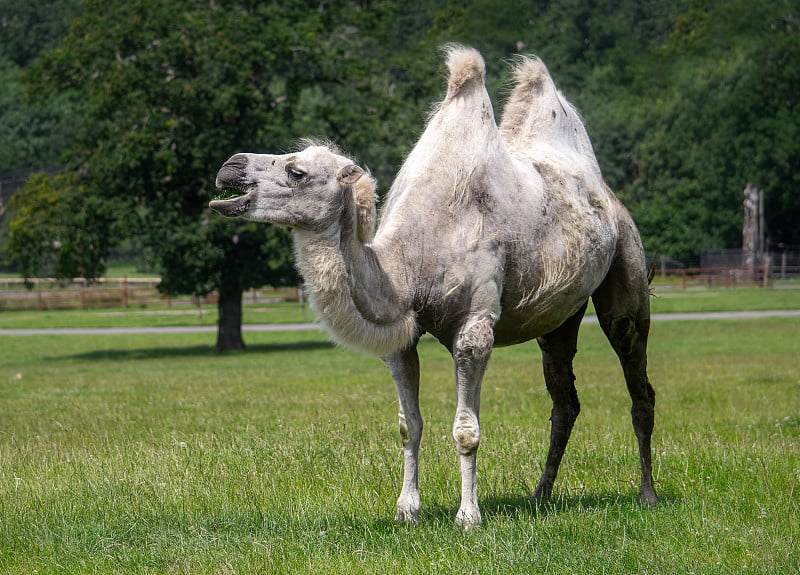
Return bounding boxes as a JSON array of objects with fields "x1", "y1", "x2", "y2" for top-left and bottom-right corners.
[
  {"x1": 376, "y1": 47, "x2": 620, "y2": 342},
  {"x1": 489, "y1": 55, "x2": 620, "y2": 337}
]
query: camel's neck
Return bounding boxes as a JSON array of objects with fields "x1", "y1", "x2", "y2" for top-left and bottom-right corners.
[{"x1": 292, "y1": 225, "x2": 417, "y2": 357}]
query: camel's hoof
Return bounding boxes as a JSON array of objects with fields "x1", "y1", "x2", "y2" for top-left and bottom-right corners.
[
  {"x1": 395, "y1": 500, "x2": 420, "y2": 525},
  {"x1": 532, "y1": 482, "x2": 553, "y2": 500},
  {"x1": 638, "y1": 488, "x2": 658, "y2": 507},
  {"x1": 455, "y1": 507, "x2": 482, "y2": 530},
  {"x1": 395, "y1": 510, "x2": 420, "y2": 526}
]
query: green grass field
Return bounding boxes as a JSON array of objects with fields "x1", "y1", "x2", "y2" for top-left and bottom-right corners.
[{"x1": 1, "y1": 292, "x2": 799, "y2": 573}]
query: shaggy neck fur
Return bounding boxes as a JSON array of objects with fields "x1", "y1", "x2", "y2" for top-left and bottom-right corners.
[{"x1": 292, "y1": 183, "x2": 417, "y2": 357}]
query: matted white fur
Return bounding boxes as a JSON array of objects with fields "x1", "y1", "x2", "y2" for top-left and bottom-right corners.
[{"x1": 292, "y1": 228, "x2": 417, "y2": 357}]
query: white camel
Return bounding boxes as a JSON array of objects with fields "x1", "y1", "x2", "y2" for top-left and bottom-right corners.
[{"x1": 210, "y1": 46, "x2": 657, "y2": 529}]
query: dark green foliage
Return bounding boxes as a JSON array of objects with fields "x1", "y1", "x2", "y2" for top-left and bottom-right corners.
[
  {"x1": 0, "y1": 0, "x2": 81, "y2": 175},
  {"x1": 3, "y1": 0, "x2": 442, "y2": 348},
  {"x1": 0, "y1": 0, "x2": 80, "y2": 67},
  {"x1": 0, "y1": 65, "x2": 77, "y2": 175},
  {"x1": 2, "y1": 0, "x2": 799, "y2": 328},
  {"x1": 622, "y1": 0, "x2": 800, "y2": 257}
]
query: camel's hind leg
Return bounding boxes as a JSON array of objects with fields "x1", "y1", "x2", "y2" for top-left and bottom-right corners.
[
  {"x1": 592, "y1": 227, "x2": 658, "y2": 506},
  {"x1": 533, "y1": 302, "x2": 587, "y2": 499}
]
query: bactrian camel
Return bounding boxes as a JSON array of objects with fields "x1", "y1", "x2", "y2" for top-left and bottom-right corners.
[{"x1": 210, "y1": 46, "x2": 657, "y2": 529}]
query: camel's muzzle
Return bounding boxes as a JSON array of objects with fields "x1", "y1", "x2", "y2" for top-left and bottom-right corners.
[{"x1": 210, "y1": 154, "x2": 251, "y2": 217}]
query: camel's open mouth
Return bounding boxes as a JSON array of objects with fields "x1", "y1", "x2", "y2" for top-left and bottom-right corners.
[
  {"x1": 211, "y1": 155, "x2": 252, "y2": 217},
  {"x1": 213, "y1": 187, "x2": 244, "y2": 201},
  {"x1": 209, "y1": 190, "x2": 251, "y2": 217}
]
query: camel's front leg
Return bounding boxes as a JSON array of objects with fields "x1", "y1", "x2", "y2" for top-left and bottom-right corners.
[
  {"x1": 451, "y1": 315, "x2": 495, "y2": 529},
  {"x1": 384, "y1": 345, "x2": 422, "y2": 524}
]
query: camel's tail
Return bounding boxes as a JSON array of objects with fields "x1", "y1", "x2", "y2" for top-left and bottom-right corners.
[
  {"x1": 443, "y1": 45, "x2": 486, "y2": 101},
  {"x1": 647, "y1": 252, "x2": 658, "y2": 286},
  {"x1": 647, "y1": 252, "x2": 659, "y2": 298}
]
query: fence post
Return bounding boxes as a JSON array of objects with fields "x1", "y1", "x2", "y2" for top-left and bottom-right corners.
[
  {"x1": 781, "y1": 250, "x2": 787, "y2": 280},
  {"x1": 80, "y1": 288, "x2": 87, "y2": 310},
  {"x1": 298, "y1": 285, "x2": 306, "y2": 322},
  {"x1": 122, "y1": 275, "x2": 129, "y2": 308}
]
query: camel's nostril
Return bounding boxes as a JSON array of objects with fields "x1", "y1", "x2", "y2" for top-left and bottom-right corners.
[
  {"x1": 216, "y1": 154, "x2": 248, "y2": 189},
  {"x1": 224, "y1": 154, "x2": 248, "y2": 171},
  {"x1": 216, "y1": 166, "x2": 243, "y2": 188}
]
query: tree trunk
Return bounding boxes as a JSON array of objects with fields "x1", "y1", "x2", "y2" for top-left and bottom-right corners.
[{"x1": 216, "y1": 281, "x2": 245, "y2": 351}]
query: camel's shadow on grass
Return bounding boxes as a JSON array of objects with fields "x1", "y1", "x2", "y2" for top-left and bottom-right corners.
[
  {"x1": 415, "y1": 490, "x2": 676, "y2": 526},
  {"x1": 62, "y1": 340, "x2": 334, "y2": 362}
]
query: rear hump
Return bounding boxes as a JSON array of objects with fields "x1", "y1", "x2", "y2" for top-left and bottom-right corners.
[{"x1": 500, "y1": 56, "x2": 598, "y2": 173}]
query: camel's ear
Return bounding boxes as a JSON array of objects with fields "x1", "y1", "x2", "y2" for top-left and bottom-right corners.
[
  {"x1": 354, "y1": 172, "x2": 378, "y2": 244},
  {"x1": 338, "y1": 164, "x2": 377, "y2": 244},
  {"x1": 337, "y1": 163, "x2": 365, "y2": 185}
]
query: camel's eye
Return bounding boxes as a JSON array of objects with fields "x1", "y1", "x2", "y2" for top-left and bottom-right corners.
[{"x1": 286, "y1": 166, "x2": 306, "y2": 184}]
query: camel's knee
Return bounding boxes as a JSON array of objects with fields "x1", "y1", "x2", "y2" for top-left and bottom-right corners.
[
  {"x1": 398, "y1": 411, "x2": 422, "y2": 447},
  {"x1": 631, "y1": 385, "x2": 655, "y2": 433},
  {"x1": 559, "y1": 394, "x2": 581, "y2": 425},
  {"x1": 453, "y1": 411, "x2": 480, "y2": 456},
  {"x1": 602, "y1": 314, "x2": 649, "y2": 360}
]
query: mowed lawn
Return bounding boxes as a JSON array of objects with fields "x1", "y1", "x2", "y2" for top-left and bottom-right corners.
[{"x1": 1, "y1": 315, "x2": 799, "y2": 572}]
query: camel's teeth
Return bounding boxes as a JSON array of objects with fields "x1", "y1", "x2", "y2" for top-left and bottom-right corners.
[{"x1": 212, "y1": 187, "x2": 243, "y2": 201}]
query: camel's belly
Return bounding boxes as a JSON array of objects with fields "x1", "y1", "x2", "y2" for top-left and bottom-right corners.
[{"x1": 492, "y1": 292, "x2": 588, "y2": 346}]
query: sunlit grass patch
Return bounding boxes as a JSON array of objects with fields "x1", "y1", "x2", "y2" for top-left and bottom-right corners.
[{"x1": 1, "y1": 319, "x2": 799, "y2": 573}]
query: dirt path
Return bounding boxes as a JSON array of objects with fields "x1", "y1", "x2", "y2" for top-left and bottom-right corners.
[{"x1": 1, "y1": 310, "x2": 799, "y2": 336}]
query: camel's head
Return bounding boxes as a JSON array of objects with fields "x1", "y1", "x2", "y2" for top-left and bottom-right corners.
[{"x1": 210, "y1": 145, "x2": 377, "y2": 242}]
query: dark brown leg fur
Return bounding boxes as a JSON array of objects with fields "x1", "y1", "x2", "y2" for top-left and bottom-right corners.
[
  {"x1": 533, "y1": 302, "x2": 587, "y2": 499},
  {"x1": 592, "y1": 223, "x2": 658, "y2": 506}
]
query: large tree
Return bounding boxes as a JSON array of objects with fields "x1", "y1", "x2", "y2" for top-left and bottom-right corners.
[
  {"x1": 9, "y1": 0, "x2": 421, "y2": 350},
  {"x1": 6, "y1": 0, "x2": 798, "y2": 307}
]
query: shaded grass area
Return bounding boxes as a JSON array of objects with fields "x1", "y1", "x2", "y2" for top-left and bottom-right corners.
[{"x1": 1, "y1": 319, "x2": 799, "y2": 573}]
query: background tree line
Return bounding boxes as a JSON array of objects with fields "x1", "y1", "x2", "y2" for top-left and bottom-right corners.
[{"x1": 1, "y1": 0, "x2": 798, "y2": 349}]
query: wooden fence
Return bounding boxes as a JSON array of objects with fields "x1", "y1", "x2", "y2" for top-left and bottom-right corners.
[
  {"x1": 1, "y1": 265, "x2": 797, "y2": 311},
  {"x1": 0, "y1": 277, "x2": 300, "y2": 311},
  {"x1": 655, "y1": 264, "x2": 799, "y2": 289}
]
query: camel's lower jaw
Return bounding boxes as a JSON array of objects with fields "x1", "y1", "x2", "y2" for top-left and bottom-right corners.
[{"x1": 209, "y1": 194, "x2": 251, "y2": 218}]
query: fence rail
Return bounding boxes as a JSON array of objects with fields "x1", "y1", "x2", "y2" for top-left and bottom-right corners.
[
  {"x1": 1, "y1": 266, "x2": 798, "y2": 312},
  {"x1": 0, "y1": 277, "x2": 300, "y2": 311},
  {"x1": 654, "y1": 265, "x2": 800, "y2": 289}
]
